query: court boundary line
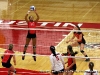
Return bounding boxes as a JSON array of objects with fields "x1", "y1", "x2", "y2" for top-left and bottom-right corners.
[
  {"x1": 80, "y1": 2, "x2": 99, "y2": 21},
  {"x1": 8, "y1": 0, "x2": 20, "y2": 6},
  {"x1": 55, "y1": 31, "x2": 72, "y2": 49},
  {"x1": 10, "y1": 0, "x2": 33, "y2": 15}
]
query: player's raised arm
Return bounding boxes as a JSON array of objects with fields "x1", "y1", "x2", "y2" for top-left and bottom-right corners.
[
  {"x1": 34, "y1": 10, "x2": 39, "y2": 22},
  {"x1": 25, "y1": 11, "x2": 30, "y2": 23}
]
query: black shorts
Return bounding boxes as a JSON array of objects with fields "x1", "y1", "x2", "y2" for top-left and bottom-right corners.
[
  {"x1": 2, "y1": 62, "x2": 12, "y2": 68},
  {"x1": 78, "y1": 39, "x2": 86, "y2": 44},
  {"x1": 52, "y1": 69, "x2": 64, "y2": 74},
  {"x1": 27, "y1": 32, "x2": 36, "y2": 38},
  {"x1": 69, "y1": 64, "x2": 76, "y2": 71}
]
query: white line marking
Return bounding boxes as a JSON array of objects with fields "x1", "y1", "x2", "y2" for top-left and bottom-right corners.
[
  {"x1": 54, "y1": 22, "x2": 61, "y2": 26},
  {"x1": 80, "y1": 2, "x2": 99, "y2": 21},
  {"x1": 10, "y1": 0, "x2": 33, "y2": 15},
  {"x1": 38, "y1": 22, "x2": 54, "y2": 26},
  {"x1": 88, "y1": 33, "x2": 96, "y2": 37},
  {"x1": 9, "y1": 0, "x2": 20, "y2": 6},
  {"x1": 62, "y1": 35, "x2": 67, "y2": 36},
  {"x1": 55, "y1": 31, "x2": 73, "y2": 48}
]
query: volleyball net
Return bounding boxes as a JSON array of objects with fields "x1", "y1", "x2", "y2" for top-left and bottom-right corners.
[
  {"x1": 0, "y1": 21, "x2": 100, "y2": 75},
  {"x1": 0, "y1": 26, "x2": 99, "y2": 54}
]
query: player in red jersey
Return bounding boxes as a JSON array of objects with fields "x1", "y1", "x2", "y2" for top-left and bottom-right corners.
[
  {"x1": 62, "y1": 45, "x2": 78, "y2": 75},
  {"x1": 66, "y1": 25, "x2": 90, "y2": 61},
  {"x1": 1, "y1": 44, "x2": 16, "y2": 75},
  {"x1": 22, "y1": 9, "x2": 39, "y2": 61}
]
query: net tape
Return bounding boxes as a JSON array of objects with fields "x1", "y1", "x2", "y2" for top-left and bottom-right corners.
[
  {"x1": 0, "y1": 27, "x2": 100, "y2": 32},
  {"x1": 0, "y1": 52, "x2": 100, "y2": 59},
  {"x1": 0, "y1": 70, "x2": 100, "y2": 73}
]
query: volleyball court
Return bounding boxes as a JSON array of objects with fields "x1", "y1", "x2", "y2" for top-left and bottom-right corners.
[
  {"x1": 0, "y1": 20, "x2": 74, "y2": 75},
  {"x1": 0, "y1": 20, "x2": 74, "y2": 55},
  {"x1": 0, "y1": 20, "x2": 100, "y2": 75}
]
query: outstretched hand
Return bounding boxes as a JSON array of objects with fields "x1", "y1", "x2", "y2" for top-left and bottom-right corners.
[{"x1": 27, "y1": 10, "x2": 30, "y2": 14}]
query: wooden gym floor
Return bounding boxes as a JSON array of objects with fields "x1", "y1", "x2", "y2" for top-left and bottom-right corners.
[{"x1": 0, "y1": 0, "x2": 100, "y2": 75}]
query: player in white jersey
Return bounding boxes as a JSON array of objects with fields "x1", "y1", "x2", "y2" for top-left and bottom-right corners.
[
  {"x1": 84, "y1": 62, "x2": 99, "y2": 75},
  {"x1": 50, "y1": 46, "x2": 65, "y2": 75}
]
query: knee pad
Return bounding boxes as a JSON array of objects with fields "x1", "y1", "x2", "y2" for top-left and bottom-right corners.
[
  {"x1": 24, "y1": 45, "x2": 28, "y2": 48},
  {"x1": 33, "y1": 45, "x2": 36, "y2": 49},
  {"x1": 14, "y1": 70, "x2": 16, "y2": 73},
  {"x1": 80, "y1": 50, "x2": 84, "y2": 53}
]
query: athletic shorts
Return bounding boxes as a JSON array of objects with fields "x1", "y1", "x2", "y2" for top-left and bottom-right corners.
[
  {"x1": 52, "y1": 69, "x2": 64, "y2": 74},
  {"x1": 69, "y1": 64, "x2": 76, "y2": 71},
  {"x1": 78, "y1": 39, "x2": 86, "y2": 44},
  {"x1": 27, "y1": 32, "x2": 36, "y2": 38},
  {"x1": 2, "y1": 62, "x2": 12, "y2": 68}
]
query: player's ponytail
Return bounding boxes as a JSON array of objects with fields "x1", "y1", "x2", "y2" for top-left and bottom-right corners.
[
  {"x1": 67, "y1": 45, "x2": 78, "y2": 56},
  {"x1": 75, "y1": 25, "x2": 81, "y2": 30},
  {"x1": 89, "y1": 62, "x2": 94, "y2": 75},
  {"x1": 50, "y1": 46, "x2": 56, "y2": 57},
  {"x1": 75, "y1": 25, "x2": 84, "y2": 36},
  {"x1": 9, "y1": 44, "x2": 13, "y2": 51}
]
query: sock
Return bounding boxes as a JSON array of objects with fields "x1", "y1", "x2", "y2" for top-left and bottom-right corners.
[
  {"x1": 23, "y1": 51, "x2": 26, "y2": 54},
  {"x1": 33, "y1": 52, "x2": 36, "y2": 57},
  {"x1": 85, "y1": 55, "x2": 88, "y2": 57}
]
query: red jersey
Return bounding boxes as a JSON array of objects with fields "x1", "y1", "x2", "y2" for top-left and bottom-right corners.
[
  {"x1": 74, "y1": 32, "x2": 84, "y2": 43},
  {"x1": 2, "y1": 50, "x2": 14, "y2": 63},
  {"x1": 68, "y1": 53, "x2": 73, "y2": 67},
  {"x1": 67, "y1": 53, "x2": 76, "y2": 70},
  {"x1": 28, "y1": 21, "x2": 36, "y2": 34}
]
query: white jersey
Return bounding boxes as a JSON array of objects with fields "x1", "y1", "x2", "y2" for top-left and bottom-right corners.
[
  {"x1": 50, "y1": 53, "x2": 64, "y2": 71},
  {"x1": 84, "y1": 69, "x2": 99, "y2": 75}
]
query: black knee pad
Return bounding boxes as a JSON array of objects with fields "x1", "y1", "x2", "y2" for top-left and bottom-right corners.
[
  {"x1": 14, "y1": 70, "x2": 16, "y2": 73},
  {"x1": 33, "y1": 45, "x2": 36, "y2": 49},
  {"x1": 24, "y1": 45, "x2": 28, "y2": 48},
  {"x1": 80, "y1": 50, "x2": 84, "y2": 53}
]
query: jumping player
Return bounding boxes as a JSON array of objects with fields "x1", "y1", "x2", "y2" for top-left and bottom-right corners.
[
  {"x1": 22, "y1": 9, "x2": 39, "y2": 61},
  {"x1": 66, "y1": 25, "x2": 90, "y2": 61},
  {"x1": 84, "y1": 62, "x2": 98, "y2": 75},
  {"x1": 62, "y1": 45, "x2": 78, "y2": 75},
  {"x1": 1, "y1": 44, "x2": 16, "y2": 75},
  {"x1": 50, "y1": 46, "x2": 65, "y2": 75}
]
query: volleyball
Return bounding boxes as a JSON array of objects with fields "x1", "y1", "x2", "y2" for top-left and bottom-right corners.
[{"x1": 30, "y1": 6, "x2": 35, "y2": 10}]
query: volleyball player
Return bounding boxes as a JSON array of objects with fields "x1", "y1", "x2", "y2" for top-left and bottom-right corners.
[
  {"x1": 84, "y1": 62, "x2": 98, "y2": 75},
  {"x1": 1, "y1": 44, "x2": 16, "y2": 75},
  {"x1": 22, "y1": 9, "x2": 39, "y2": 61},
  {"x1": 50, "y1": 46, "x2": 65, "y2": 75},
  {"x1": 62, "y1": 45, "x2": 77, "y2": 75},
  {"x1": 66, "y1": 25, "x2": 90, "y2": 61}
]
